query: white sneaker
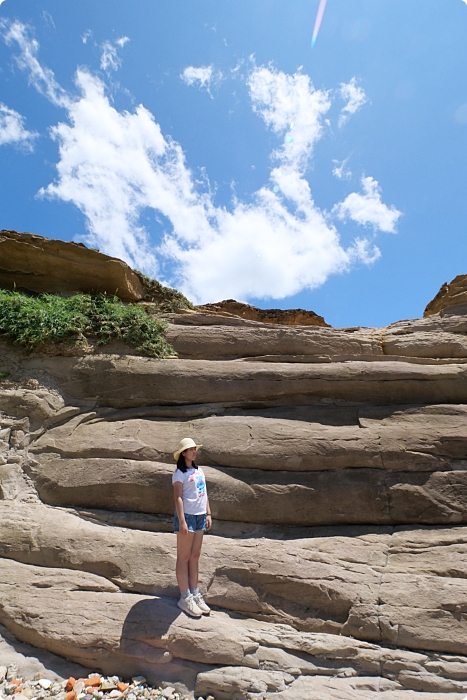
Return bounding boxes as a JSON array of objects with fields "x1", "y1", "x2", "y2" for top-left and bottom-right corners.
[
  {"x1": 193, "y1": 592, "x2": 211, "y2": 615},
  {"x1": 177, "y1": 594, "x2": 203, "y2": 618}
]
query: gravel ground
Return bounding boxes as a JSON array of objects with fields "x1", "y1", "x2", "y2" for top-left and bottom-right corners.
[{"x1": 0, "y1": 667, "x2": 214, "y2": 700}]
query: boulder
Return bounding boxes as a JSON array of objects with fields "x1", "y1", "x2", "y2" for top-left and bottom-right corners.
[{"x1": 0, "y1": 230, "x2": 144, "y2": 301}]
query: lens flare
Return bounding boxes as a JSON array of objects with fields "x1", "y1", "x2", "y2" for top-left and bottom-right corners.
[{"x1": 311, "y1": 0, "x2": 328, "y2": 48}]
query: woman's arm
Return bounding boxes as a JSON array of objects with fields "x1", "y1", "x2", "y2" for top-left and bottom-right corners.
[
  {"x1": 205, "y1": 493, "x2": 212, "y2": 531},
  {"x1": 173, "y1": 481, "x2": 189, "y2": 535}
]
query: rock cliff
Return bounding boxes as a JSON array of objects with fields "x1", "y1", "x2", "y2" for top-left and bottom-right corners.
[{"x1": 2, "y1": 247, "x2": 467, "y2": 698}]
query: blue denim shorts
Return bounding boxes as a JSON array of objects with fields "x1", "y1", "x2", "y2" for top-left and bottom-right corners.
[{"x1": 174, "y1": 512, "x2": 207, "y2": 533}]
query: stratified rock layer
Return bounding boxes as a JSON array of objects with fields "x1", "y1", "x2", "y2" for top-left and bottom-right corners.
[
  {"x1": 0, "y1": 230, "x2": 144, "y2": 301},
  {"x1": 198, "y1": 299, "x2": 329, "y2": 327},
  {"x1": 424, "y1": 274, "x2": 467, "y2": 317},
  {"x1": 2, "y1": 279, "x2": 467, "y2": 698}
]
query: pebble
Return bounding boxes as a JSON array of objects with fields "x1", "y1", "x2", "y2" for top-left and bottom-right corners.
[
  {"x1": 37, "y1": 683, "x2": 51, "y2": 691},
  {"x1": 0, "y1": 671, "x2": 215, "y2": 700}
]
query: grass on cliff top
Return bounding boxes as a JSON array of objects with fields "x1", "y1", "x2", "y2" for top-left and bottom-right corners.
[
  {"x1": 135, "y1": 272, "x2": 195, "y2": 312},
  {"x1": 0, "y1": 290, "x2": 175, "y2": 357}
]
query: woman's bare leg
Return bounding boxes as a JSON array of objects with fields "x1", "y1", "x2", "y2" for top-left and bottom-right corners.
[
  {"x1": 176, "y1": 531, "x2": 195, "y2": 593},
  {"x1": 188, "y1": 531, "x2": 204, "y2": 591}
]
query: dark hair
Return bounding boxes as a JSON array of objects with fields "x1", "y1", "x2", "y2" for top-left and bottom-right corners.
[{"x1": 176, "y1": 452, "x2": 197, "y2": 473}]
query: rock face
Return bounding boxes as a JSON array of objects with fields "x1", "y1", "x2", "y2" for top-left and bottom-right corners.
[
  {"x1": 3, "y1": 276, "x2": 467, "y2": 698},
  {"x1": 198, "y1": 299, "x2": 329, "y2": 327},
  {"x1": 0, "y1": 230, "x2": 144, "y2": 301},
  {"x1": 424, "y1": 274, "x2": 467, "y2": 317}
]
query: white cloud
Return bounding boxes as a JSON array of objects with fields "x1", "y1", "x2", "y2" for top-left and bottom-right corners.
[
  {"x1": 115, "y1": 36, "x2": 130, "y2": 48},
  {"x1": 81, "y1": 30, "x2": 92, "y2": 44},
  {"x1": 332, "y1": 158, "x2": 351, "y2": 180},
  {"x1": 100, "y1": 41, "x2": 121, "y2": 72},
  {"x1": 349, "y1": 237, "x2": 381, "y2": 265},
  {"x1": 0, "y1": 102, "x2": 37, "y2": 149},
  {"x1": 0, "y1": 20, "x2": 69, "y2": 107},
  {"x1": 249, "y1": 67, "x2": 330, "y2": 172},
  {"x1": 2, "y1": 22, "x2": 401, "y2": 302},
  {"x1": 100, "y1": 38, "x2": 129, "y2": 72},
  {"x1": 40, "y1": 70, "x2": 161, "y2": 274},
  {"x1": 333, "y1": 176, "x2": 402, "y2": 233},
  {"x1": 338, "y1": 77, "x2": 367, "y2": 127},
  {"x1": 181, "y1": 65, "x2": 215, "y2": 94}
]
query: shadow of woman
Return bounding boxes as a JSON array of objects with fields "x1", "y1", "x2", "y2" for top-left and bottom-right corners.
[{"x1": 118, "y1": 596, "x2": 213, "y2": 691}]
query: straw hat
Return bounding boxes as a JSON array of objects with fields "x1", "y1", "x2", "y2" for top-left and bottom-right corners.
[{"x1": 173, "y1": 437, "x2": 203, "y2": 461}]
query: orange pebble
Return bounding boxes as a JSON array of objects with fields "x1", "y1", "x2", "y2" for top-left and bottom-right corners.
[
  {"x1": 86, "y1": 689, "x2": 94, "y2": 695},
  {"x1": 11, "y1": 681, "x2": 21, "y2": 687},
  {"x1": 14, "y1": 688, "x2": 23, "y2": 694},
  {"x1": 84, "y1": 677, "x2": 101, "y2": 688},
  {"x1": 117, "y1": 684, "x2": 129, "y2": 693},
  {"x1": 65, "y1": 691, "x2": 77, "y2": 700},
  {"x1": 65, "y1": 679, "x2": 76, "y2": 692}
]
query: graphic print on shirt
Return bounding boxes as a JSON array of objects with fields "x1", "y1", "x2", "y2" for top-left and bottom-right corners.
[{"x1": 192, "y1": 472, "x2": 205, "y2": 498}]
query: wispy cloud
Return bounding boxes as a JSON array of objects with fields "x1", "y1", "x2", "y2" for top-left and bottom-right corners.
[
  {"x1": 333, "y1": 176, "x2": 402, "y2": 233},
  {"x1": 332, "y1": 158, "x2": 352, "y2": 180},
  {"x1": 338, "y1": 77, "x2": 367, "y2": 127},
  {"x1": 100, "y1": 38, "x2": 129, "y2": 72},
  {"x1": 1, "y1": 21, "x2": 401, "y2": 303},
  {"x1": 0, "y1": 102, "x2": 37, "y2": 149},
  {"x1": 115, "y1": 36, "x2": 130, "y2": 48},
  {"x1": 81, "y1": 30, "x2": 92, "y2": 45},
  {"x1": 100, "y1": 41, "x2": 121, "y2": 72},
  {"x1": 181, "y1": 65, "x2": 220, "y2": 96},
  {"x1": 0, "y1": 19, "x2": 69, "y2": 107}
]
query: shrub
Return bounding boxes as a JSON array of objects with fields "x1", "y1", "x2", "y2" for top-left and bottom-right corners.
[
  {"x1": 0, "y1": 290, "x2": 175, "y2": 358},
  {"x1": 134, "y1": 272, "x2": 194, "y2": 311}
]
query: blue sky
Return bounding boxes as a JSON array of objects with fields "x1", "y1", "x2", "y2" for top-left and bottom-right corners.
[{"x1": 1, "y1": 0, "x2": 467, "y2": 327}]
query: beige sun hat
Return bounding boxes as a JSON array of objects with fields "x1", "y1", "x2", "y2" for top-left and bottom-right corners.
[{"x1": 173, "y1": 437, "x2": 203, "y2": 461}]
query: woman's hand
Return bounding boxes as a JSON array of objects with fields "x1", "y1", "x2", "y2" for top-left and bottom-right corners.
[
  {"x1": 206, "y1": 514, "x2": 212, "y2": 531},
  {"x1": 179, "y1": 520, "x2": 189, "y2": 535}
]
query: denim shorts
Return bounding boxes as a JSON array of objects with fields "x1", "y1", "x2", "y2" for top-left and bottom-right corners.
[{"x1": 174, "y1": 512, "x2": 207, "y2": 533}]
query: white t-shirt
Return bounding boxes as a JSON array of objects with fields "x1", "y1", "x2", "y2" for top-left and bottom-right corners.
[{"x1": 172, "y1": 466, "x2": 207, "y2": 515}]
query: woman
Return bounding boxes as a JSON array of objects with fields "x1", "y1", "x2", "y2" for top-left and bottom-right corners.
[{"x1": 172, "y1": 437, "x2": 212, "y2": 617}]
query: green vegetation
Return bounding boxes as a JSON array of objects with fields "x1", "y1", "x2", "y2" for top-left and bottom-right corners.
[
  {"x1": 0, "y1": 290, "x2": 175, "y2": 357},
  {"x1": 135, "y1": 272, "x2": 195, "y2": 312}
]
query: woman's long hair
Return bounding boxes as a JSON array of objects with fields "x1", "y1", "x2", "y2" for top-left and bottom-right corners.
[{"x1": 176, "y1": 452, "x2": 197, "y2": 473}]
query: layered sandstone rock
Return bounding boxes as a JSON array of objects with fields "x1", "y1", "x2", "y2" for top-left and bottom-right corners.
[
  {"x1": 2, "y1": 271, "x2": 467, "y2": 697},
  {"x1": 197, "y1": 299, "x2": 329, "y2": 327},
  {"x1": 0, "y1": 230, "x2": 144, "y2": 301},
  {"x1": 424, "y1": 274, "x2": 467, "y2": 317}
]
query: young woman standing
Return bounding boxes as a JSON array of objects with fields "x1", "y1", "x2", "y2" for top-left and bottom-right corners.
[{"x1": 172, "y1": 437, "x2": 212, "y2": 617}]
